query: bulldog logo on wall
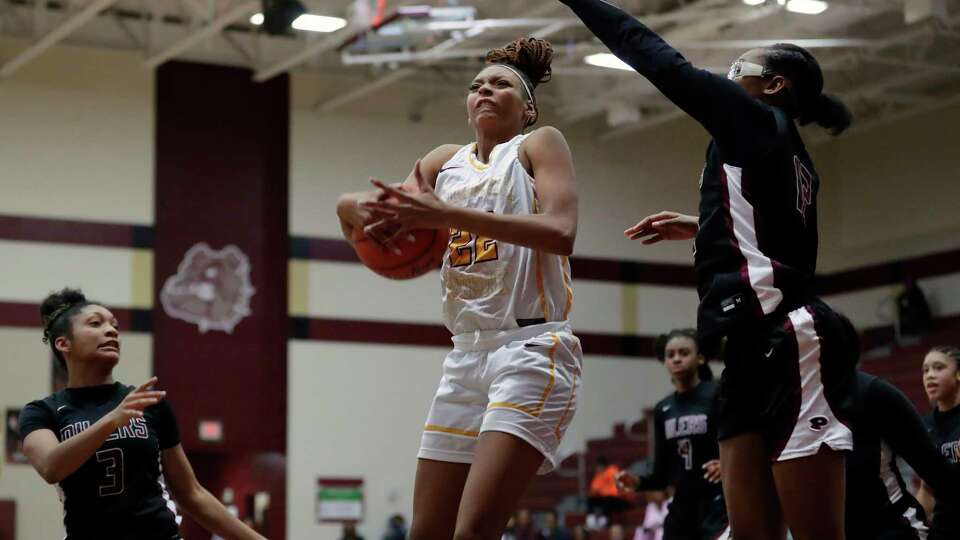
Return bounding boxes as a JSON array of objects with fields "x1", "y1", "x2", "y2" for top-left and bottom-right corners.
[{"x1": 160, "y1": 243, "x2": 255, "y2": 333}]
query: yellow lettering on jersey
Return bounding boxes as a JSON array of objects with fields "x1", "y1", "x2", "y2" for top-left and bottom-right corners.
[{"x1": 449, "y1": 228, "x2": 499, "y2": 266}]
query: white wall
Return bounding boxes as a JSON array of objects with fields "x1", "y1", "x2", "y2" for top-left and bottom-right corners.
[{"x1": 0, "y1": 38, "x2": 154, "y2": 225}]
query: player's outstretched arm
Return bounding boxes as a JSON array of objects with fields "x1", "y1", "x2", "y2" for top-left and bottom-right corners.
[
  {"x1": 162, "y1": 444, "x2": 268, "y2": 540},
  {"x1": 625, "y1": 211, "x2": 698, "y2": 245}
]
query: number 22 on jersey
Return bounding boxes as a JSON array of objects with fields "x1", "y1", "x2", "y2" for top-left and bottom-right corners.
[{"x1": 449, "y1": 229, "x2": 498, "y2": 267}]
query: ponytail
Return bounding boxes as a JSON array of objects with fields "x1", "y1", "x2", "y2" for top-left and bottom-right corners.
[{"x1": 765, "y1": 43, "x2": 852, "y2": 135}]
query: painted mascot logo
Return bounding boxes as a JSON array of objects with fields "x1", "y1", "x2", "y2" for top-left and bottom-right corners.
[{"x1": 160, "y1": 243, "x2": 255, "y2": 333}]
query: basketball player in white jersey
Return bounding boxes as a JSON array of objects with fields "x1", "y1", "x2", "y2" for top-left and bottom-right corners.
[{"x1": 336, "y1": 37, "x2": 581, "y2": 540}]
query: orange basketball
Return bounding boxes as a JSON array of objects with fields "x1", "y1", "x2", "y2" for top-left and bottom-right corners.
[{"x1": 351, "y1": 184, "x2": 448, "y2": 279}]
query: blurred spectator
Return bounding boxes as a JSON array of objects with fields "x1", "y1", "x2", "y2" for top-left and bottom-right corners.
[
  {"x1": 609, "y1": 524, "x2": 626, "y2": 540},
  {"x1": 383, "y1": 514, "x2": 406, "y2": 540},
  {"x1": 571, "y1": 524, "x2": 590, "y2": 540},
  {"x1": 897, "y1": 278, "x2": 932, "y2": 337},
  {"x1": 538, "y1": 509, "x2": 571, "y2": 540},
  {"x1": 503, "y1": 515, "x2": 517, "y2": 540},
  {"x1": 514, "y1": 508, "x2": 537, "y2": 540},
  {"x1": 341, "y1": 522, "x2": 364, "y2": 540},
  {"x1": 633, "y1": 491, "x2": 668, "y2": 540},
  {"x1": 587, "y1": 456, "x2": 630, "y2": 523}
]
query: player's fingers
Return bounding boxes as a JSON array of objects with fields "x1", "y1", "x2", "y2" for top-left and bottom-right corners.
[
  {"x1": 135, "y1": 376, "x2": 158, "y2": 393},
  {"x1": 641, "y1": 234, "x2": 664, "y2": 245},
  {"x1": 124, "y1": 398, "x2": 160, "y2": 411},
  {"x1": 371, "y1": 179, "x2": 415, "y2": 202}
]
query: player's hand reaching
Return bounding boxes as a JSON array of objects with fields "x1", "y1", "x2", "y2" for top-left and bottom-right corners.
[
  {"x1": 106, "y1": 377, "x2": 166, "y2": 430},
  {"x1": 615, "y1": 470, "x2": 639, "y2": 493},
  {"x1": 624, "y1": 211, "x2": 698, "y2": 244},
  {"x1": 362, "y1": 160, "x2": 452, "y2": 236},
  {"x1": 702, "y1": 459, "x2": 722, "y2": 483}
]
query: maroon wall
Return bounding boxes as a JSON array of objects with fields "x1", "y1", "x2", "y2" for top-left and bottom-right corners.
[
  {"x1": 154, "y1": 61, "x2": 288, "y2": 454},
  {"x1": 154, "y1": 61, "x2": 289, "y2": 539},
  {"x1": 0, "y1": 500, "x2": 14, "y2": 540}
]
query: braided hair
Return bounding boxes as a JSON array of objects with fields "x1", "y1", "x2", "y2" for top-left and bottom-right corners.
[
  {"x1": 41, "y1": 288, "x2": 94, "y2": 371},
  {"x1": 929, "y1": 345, "x2": 960, "y2": 370},
  {"x1": 764, "y1": 43, "x2": 852, "y2": 135},
  {"x1": 654, "y1": 328, "x2": 714, "y2": 381},
  {"x1": 484, "y1": 37, "x2": 554, "y2": 127}
]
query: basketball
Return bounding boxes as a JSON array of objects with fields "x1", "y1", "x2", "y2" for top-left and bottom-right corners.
[{"x1": 351, "y1": 184, "x2": 449, "y2": 279}]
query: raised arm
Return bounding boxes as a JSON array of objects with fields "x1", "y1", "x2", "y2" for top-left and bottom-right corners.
[{"x1": 558, "y1": 0, "x2": 778, "y2": 163}]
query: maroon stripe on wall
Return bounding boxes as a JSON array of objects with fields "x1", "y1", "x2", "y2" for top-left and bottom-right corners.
[
  {"x1": 0, "y1": 301, "x2": 151, "y2": 332},
  {"x1": 289, "y1": 316, "x2": 658, "y2": 357},
  {"x1": 0, "y1": 214, "x2": 152, "y2": 248},
  {"x1": 2, "y1": 211, "x2": 958, "y2": 293},
  {"x1": 816, "y1": 249, "x2": 960, "y2": 295}
]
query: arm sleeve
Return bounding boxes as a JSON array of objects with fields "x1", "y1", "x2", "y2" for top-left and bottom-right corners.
[
  {"x1": 559, "y1": 0, "x2": 779, "y2": 165},
  {"x1": 18, "y1": 400, "x2": 56, "y2": 440},
  {"x1": 149, "y1": 400, "x2": 181, "y2": 450},
  {"x1": 637, "y1": 407, "x2": 669, "y2": 491},
  {"x1": 869, "y1": 378, "x2": 960, "y2": 504}
]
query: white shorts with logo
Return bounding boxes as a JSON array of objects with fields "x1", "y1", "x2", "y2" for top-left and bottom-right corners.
[{"x1": 418, "y1": 321, "x2": 582, "y2": 474}]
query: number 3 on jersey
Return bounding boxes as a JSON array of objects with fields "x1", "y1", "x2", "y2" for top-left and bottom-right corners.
[
  {"x1": 449, "y1": 229, "x2": 498, "y2": 267},
  {"x1": 96, "y1": 448, "x2": 125, "y2": 496}
]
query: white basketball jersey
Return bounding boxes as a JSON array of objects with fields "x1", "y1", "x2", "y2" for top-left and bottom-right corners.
[{"x1": 434, "y1": 133, "x2": 574, "y2": 335}]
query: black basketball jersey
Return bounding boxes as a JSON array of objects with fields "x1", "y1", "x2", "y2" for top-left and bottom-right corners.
[
  {"x1": 18, "y1": 382, "x2": 182, "y2": 540},
  {"x1": 925, "y1": 403, "x2": 960, "y2": 539},
  {"x1": 638, "y1": 380, "x2": 722, "y2": 506},
  {"x1": 559, "y1": 0, "x2": 819, "y2": 339},
  {"x1": 845, "y1": 372, "x2": 960, "y2": 538}
]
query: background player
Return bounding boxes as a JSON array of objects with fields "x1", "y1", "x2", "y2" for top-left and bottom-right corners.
[
  {"x1": 617, "y1": 329, "x2": 728, "y2": 540},
  {"x1": 18, "y1": 288, "x2": 265, "y2": 540},
  {"x1": 917, "y1": 346, "x2": 960, "y2": 539}
]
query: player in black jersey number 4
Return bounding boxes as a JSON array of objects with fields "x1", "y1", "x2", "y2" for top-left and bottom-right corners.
[
  {"x1": 616, "y1": 329, "x2": 730, "y2": 540},
  {"x1": 18, "y1": 288, "x2": 265, "y2": 540},
  {"x1": 559, "y1": 0, "x2": 857, "y2": 538}
]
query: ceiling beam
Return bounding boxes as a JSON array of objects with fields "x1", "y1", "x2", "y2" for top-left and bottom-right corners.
[
  {"x1": 1, "y1": 0, "x2": 121, "y2": 79},
  {"x1": 143, "y1": 0, "x2": 258, "y2": 69}
]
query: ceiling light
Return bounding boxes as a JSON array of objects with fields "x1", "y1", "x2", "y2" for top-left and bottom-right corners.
[
  {"x1": 584, "y1": 53, "x2": 633, "y2": 71},
  {"x1": 786, "y1": 0, "x2": 829, "y2": 14},
  {"x1": 260, "y1": 0, "x2": 305, "y2": 35},
  {"x1": 292, "y1": 14, "x2": 348, "y2": 32},
  {"x1": 250, "y1": 12, "x2": 347, "y2": 33},
  {"x1": 742, "y1": 0, "x2": 766, "y2": 5}
]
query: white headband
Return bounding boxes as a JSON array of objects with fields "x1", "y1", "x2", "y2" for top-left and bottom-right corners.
[{"x1": 493, "y1": 63, "x2": 535, "y2": 103}]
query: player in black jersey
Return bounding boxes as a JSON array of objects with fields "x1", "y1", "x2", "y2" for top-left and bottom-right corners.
[
  {"x1": 558, "y1": 1, "x2": 857, "y2": 538},
  {"x1": 18, "y1": 288, "x2": 265, "y2": 540},
  {"x1": 617, "y1": 329, "x2": 729, "y2": 540},
  {"x1": 917, "y1": 346, "x2": 960, "y2": 540},
  {"x1": 847, "y1": 366, "x2": 960, "y2": 540}
]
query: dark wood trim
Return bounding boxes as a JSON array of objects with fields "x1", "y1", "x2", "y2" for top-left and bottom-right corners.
[{"x1": 0, "y1": 214, "x2": 152, "y2": 248}]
